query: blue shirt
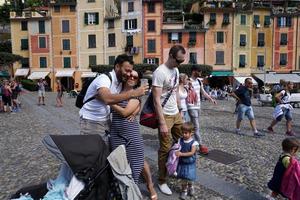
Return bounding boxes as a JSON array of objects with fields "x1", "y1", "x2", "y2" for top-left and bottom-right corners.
[{"x1": 235, "y1": 86, "x2": 252, "y2": 106}]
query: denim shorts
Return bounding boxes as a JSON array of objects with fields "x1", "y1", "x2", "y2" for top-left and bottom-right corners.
[
  {"x1": 237, "y1": 104, "x2": 255, "y2": 121},
  {"x1": 276, "y1": 108, "x2": 292, "y2": 121}
]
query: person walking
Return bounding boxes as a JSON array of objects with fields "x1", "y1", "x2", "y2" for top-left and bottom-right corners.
[
  {"x1": 2, "y1": 79, "x2": 12, "y2": 113},
  {"x1": 109, "y1": 70, "x2": 157, "y2": 199},
  {"x1": 230, "y1": 78, "x2": 264, "y2": 137},
  {"x1": 56, "y1": 80, "x2": 63, "y2": 107},
  {"x1": 267, "y1": 81, "x2": 296, "y2": 136},
  {"x1": 152, "y1": 45, "x2": 185, "y2": 195},
  {"x1": 175, "y1": 122, "x2": 199, "y2": 200},
  {"x1": 187, "y1": 65, "x2": 216, "y2": 155},
  {"x1": 178, "y1": 73, "x2": 190, "y2": 122},
  {"x1": 37, "y1": 78, "x2": 47, "y2": 105}
]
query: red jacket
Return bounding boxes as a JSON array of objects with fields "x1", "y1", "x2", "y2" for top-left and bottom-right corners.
[{"x1": 281, "y1": 157, "x2": 300, "y2": 200}]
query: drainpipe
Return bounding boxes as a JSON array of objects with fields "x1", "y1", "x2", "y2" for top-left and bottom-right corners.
[
  {"x1": 103, "y1": 0, "x2": 106, "y2": 64},
  {"x1": 295, "y1": 16, "x2": 298, "y2": 70},
  {"x1": 231, "y1": 12, "x2": 234, "y2": 75}
]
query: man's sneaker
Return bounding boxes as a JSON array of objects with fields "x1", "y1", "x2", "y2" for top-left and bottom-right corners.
[
  {"x1": 158, "y1": 183, "x2": 172, "y2": 195},
  {"x1": 267, "y1": 126, "x2": 274, "y2": 133},
  {"x1": 254, "y1": 131, "x2": 265, "y2": 137},
  {"x1": 286, "y1": 131, "x2": 296, "y2": 136},
  {"x1": 179, "y1": 190, "x2": 188, "y2": 200},
  {"x1": 199, "y1": 145, "x2": 209, "y2": 155},
  {"x1": 188, "y1": 186, "x2": 195, "y2": 196},
  {"x1": 235, "y1": 129, "x2": 242, "y2": 135}
]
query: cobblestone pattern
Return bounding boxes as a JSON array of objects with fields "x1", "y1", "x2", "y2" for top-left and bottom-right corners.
[{"x1": 1, "y1": 92, "x2": 299, "y2": 200}]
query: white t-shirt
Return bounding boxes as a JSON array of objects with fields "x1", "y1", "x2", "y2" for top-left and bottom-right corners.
[
  {"x1": 152, "y1": 64, "x2": 179, "y2": 115},
  {"x1": 187, "y1": 77, "x2": 202, "y2": 110},
  {"x1": 179, "y1": 87, "x2": 188, "y2": 112},
  {"x1": 79, "y1": 70, "x2": 122, "y2": 122}
]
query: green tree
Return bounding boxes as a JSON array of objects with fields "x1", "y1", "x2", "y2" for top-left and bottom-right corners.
[
  {"x1": 0, "y1": 2, "x2": 11, "y2": 25},
  {"x1": 0, "y1": 52, "x2": 22, "y2": 66}
]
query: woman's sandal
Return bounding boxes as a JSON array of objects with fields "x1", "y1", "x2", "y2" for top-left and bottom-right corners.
[{"x1": 147, "y1": 184, "x2": 158, "y2": 200}]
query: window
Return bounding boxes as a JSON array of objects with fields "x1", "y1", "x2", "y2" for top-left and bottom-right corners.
[
  {"x1": 39, "y1": 37, "x2": 46, "y2": 48},
  {"x1": 148, "y1": 2, "x2": 155, "y2": 13},
  {"x1": 54, "y1": 5, "x2": 60, "y2": 12},
  {"x1": 240, "y1": 34, "x2": 246, "y2": 46},
  {"x1": 280, "y1": 53, "x2": 287, "y2": 65},
  {"x1": 62, "y1": 39, "x2": 70, "y2": 50},
  {"x1": 88, "y1": 35, "x2": 96, "y2": 48},
  {"x1": 70, "y1": 5, "x2": 76, "y2": 12},
  {"x1": 21, "y1": 58, "x2": 29, "y2": 68},
  {"x1": 189, "y1": 52, "x2": 197, "y2": 64},
  {"x1": 254, "y1": 15, "x2": 260, "y2": 25},
  {"x1": 84, "y1": 13, "x2": 99, "y2": 25},
  {"x1": 240, "y1": 15, "x2": 246, "y2": 25},
  {"x1": 148, "y1": 20, "x2": 155, "y2": 32},
  {"x1": 168, "y1": 32, "x2": 182, "y2": 43},
  {"x1": 278, "y1": 17, "x2": 292, "y2": 27},
  {"x1": 21, "y1": 39, "x2": 28, "y2": 50},
  {"x1": 257, "y1": 55, "x2": 264, "y2": 67},
  {"x1": 108, "y1": 19, "x2": 114, "y2": 29},
  {"x1": 222, "y1": 13, "x2": 230, "y2": 25},
  {"x1": 62, "y1": 20, "x2": 70, "y2": 33},
  {"x1": 124, "y1": 19, "x2": 137, "y2": 30},
  {"x1": 264, "y1": 16, "x2": 270, "y2": 26},
  {"x1": 217, "y1": 32, "x2": 224, "y2": 43},
  {"x1": 209, "y1": 13, "x2": 216, "y2": 25},
  {"x1": 38, "y1": 20, "x2": 45, "y2": 34},
  {"x1": 21, "y1": 21, "x2": 27, "y2": 31},
  {"x1": 239, "y1": 55, "x2": 246, "y2": 68},
  {"x1": 89, "y1": 55, "x2": 97, "y2": 66},
  {"x1": 216, "y1": 51, "x2": 224, "y2": 64},
  {"x1": 63, "y1": 57, "x2": 71, "y2": 68},
  {"x1": 128, "y1": 2, "x2": 134, "y2": 12},
  {"x1": 88, "y1": 0, "x2": 95, "y2": 2},
  {"x1": 145, "y1": 58, "x2": 159, "y2": 64},
  {"x1": 40, "y1": 57, "x2": 47, "y2": 68},
  {"x1": 109, "y1": 56, "x2": 115, "y2": 65},
  {"x1": 258, "y1": 33, "x2": 265, "y2": 47},
  {"x1": 126, "y1": 35, "x2": 133, "y2": 47},
  {"x1": 147, "y1": 39, "x2": 156, "y2": 53},
  {"x1": 189, "y1": 32, "x2": 196, "y2": 45},
  {"x1": 108, "y1": 33, "x2": 116, "y2": 47},
  {"x1": 280, "y1": 33, "x2": 288, "y2": 45}
]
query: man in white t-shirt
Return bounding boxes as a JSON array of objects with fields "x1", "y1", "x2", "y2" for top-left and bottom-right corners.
[
  {"x1": 188, "y1": 65, "x2": 216, "y2": 155},
  {"x1": 79, "y1": 54, "x2": 148, "y2": 144},
  {"x1": 152, "y1": 45, "x2": 185, "y2": 195}
]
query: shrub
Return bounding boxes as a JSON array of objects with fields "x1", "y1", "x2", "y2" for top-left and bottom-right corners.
[{"x1": 21, "y1": 79, "x2": 37, "y2": 91}]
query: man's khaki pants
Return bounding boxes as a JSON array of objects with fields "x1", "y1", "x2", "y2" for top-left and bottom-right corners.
[{"x1": 158, "y1": 112, "x2": 183, "y2": 184}]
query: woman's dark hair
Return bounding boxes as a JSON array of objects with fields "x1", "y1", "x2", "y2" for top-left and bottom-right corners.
[
  {"x1": 282, "y1": 137, "x2": 300, "y2": 152},
  {"x1": 114, "y1": 54, "x2": 134, "y2": 69}
]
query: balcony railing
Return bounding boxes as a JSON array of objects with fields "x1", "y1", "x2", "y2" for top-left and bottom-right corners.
[{"x1": 50, "y1": 0, "x2": 76, "y2": 5}]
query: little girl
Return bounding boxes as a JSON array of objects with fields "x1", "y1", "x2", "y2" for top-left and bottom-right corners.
[
  {"x1": 176, "y1": 122, "x2": 199, "y2": 200},
  {"x1": 268, "y1": 137, "x2": 300, "y2": 199}
]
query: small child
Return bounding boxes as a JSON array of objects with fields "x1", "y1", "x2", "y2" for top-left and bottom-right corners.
[
  {"x1": 175, "y1": 122, "x2": 199, "y2": 200},
  {"x1": 268, "y1": 137, "x2": 300, "y2": 199}
]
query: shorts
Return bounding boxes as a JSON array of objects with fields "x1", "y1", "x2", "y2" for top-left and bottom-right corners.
[
  {"x1": 276, "y1": 109, "x2": 292, "y2": 121},
  {"x1": 38, "y1": 90, "x2": 45, "y2": 97},
  {"x1": 237, "y1": 104, "x2": 255, "y2": 121},
  {"x1": 2, "y1": 96, "x2": 12, "y2": 106},
  {"x1": 57, "y1": 91, "x2": 63, "y2": 98}
]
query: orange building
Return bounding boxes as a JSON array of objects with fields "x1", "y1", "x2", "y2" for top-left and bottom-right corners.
[
  {"x1": 142, "y1": 0, "x2": 163, "y2": 65},
  {"x1": 50, "y1": 0, "x2": 77, "y2": 91}
]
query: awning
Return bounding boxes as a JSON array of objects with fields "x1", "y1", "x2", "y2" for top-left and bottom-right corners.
[
  {"x1": 0, "y1": 71, "x2": 10, "y2": 77},
  {"x1": 55, "y1": 69, "x2": 75, "y2": 77},
  {"x1": 28, "y1": 71, "x2": 50, "y2": 80},
  {"x1": 234, "y1": 76, "x2": 258, "y2": 85},
  {"x1": 81, "y1": 72, "x2": 97, "y2": 78},
  {"x1": 253, "y1": 73, "x2": 300, "y2": 84},
  {"x1": 15, "y1": 68, "x2": 29, "y2": 77},
  {"x1": 211, "y1": 71, "x2": 234, "y2": 77}
]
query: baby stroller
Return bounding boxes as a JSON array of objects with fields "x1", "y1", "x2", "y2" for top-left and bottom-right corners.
[{"x1": 11, "y1": 134, "x2": 141, "y2": 200}]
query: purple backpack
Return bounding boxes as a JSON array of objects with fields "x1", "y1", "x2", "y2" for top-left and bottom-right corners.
[{"x1": 166, "y1": 143, "x2": 181, "y2": 176}]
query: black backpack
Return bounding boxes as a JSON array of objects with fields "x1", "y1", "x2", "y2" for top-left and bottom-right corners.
[{"x1": 75, "y1": 72, "x2": 112, "y2": 108}]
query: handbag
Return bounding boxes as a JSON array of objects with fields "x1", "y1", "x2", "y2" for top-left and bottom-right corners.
[{"x1": 140, "y1": 72, "x2": 177, "y2": 129}]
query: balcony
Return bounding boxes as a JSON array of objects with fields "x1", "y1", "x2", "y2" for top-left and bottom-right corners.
[
  {"x1": 50, "y1": 0, "x2": 76, "y2": 5},
  {"x1": 258, "y1": 41, "x2": 265, "y2": 47},
  {"x1": 240, "y1": 41, "x2": 246, "y2": 47},
  {"x1": 222, "y1": 18, "x2": 230, "y2": 26},
  {"x1": 188, "y1": 40, "x2": 196, "y2": 47}
]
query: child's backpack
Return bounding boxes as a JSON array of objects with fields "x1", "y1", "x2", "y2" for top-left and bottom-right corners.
[
  {"x1": 75, "y1": 72, "x2": 112, "y2": 108},
  {"x1": 166, "y1": 143, "x2": 181, "y2": 176}
]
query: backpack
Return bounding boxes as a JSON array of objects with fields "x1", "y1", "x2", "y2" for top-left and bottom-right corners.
[
  {"x1": 185, "y1": 86, "x2": 198, "y2": 105},
  {"x1": 75, "y1": 72, "x2": 112, "y2": 109}
]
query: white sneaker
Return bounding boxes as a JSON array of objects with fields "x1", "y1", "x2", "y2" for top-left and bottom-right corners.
[{"x1": 158, "y1": 183, "x2": 172, "y2": 195}]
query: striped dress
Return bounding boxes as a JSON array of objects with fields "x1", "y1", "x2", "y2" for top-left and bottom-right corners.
[{"x1": 109, "y1": 100, "x2": 144, "y2": 183}]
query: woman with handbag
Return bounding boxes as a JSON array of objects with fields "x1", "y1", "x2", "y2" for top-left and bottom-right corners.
[{"x1": 109, "y1": 70, "x2": 157, "y2": 200}]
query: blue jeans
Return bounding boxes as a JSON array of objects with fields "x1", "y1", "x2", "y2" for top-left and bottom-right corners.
[
  {"x1": 181, "y1": 110, "x2": 191, "y2": 122},
  {"x1": 237, "y1": 104, "x2": 255, "y2": 121},
  {"x1": 188, "y1": 109, "x2": 201, "y2": 144}
]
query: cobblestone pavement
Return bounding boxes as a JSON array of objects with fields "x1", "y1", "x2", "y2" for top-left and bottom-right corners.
[{"x1": 0, "y1": 91, "x2": 299, "y2": 200}]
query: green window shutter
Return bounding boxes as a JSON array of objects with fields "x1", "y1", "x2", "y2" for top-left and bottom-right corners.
[
  {"x1": 155, "y1": 58, "x2": 159, "y2": 64},
  {"x1": 84, "y1": 13, "x2": 88, "y2": 25},
  {"x1": 178, "y1": 32, "x2": 182, "y2": 43},
  {"x1": 95, "y1": 13, "x2": 99, "y2": 25}
]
